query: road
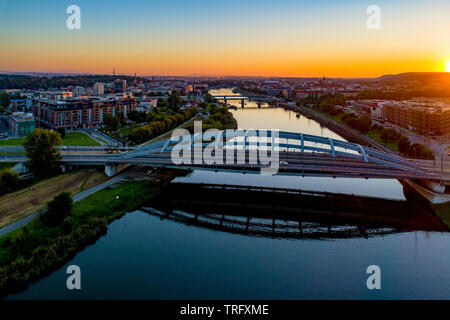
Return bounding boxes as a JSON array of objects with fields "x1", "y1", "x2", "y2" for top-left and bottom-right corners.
[
  {"x1": 82, "y1": 129, "x2": 122, "y2": 147},
  {"x1": 372, "y1": 119, "x2": 449, "y2": 161}
]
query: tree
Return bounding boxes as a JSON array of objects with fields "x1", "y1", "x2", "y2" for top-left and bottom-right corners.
[
  {"x1": 23, "y1": 129, "x2": 62, "y2": 178},
  {"x1": 128, "y1": 110, "x2": 147, "y2": 123},
  {"x1": 205, "y1": 93, "x2": 216, "y2": 104},
  {"x1": 0, "y1": 91, "x2": 10, "y2": 108},
  {"x1": 111, "y1": 116, "x2": 120, "y2": 131},
  {"x1": 103, "y1": 113, "x2": 114, "y2": 128},
  {"x1": 168, "y1": 90, "x2": 182, "y2": 112},
  {"x1": 356, "y1": 115, "x2": 372, "y2": 132},
  {"x1": 117, "y1": 112, "x2": 126, "y2": 126},
  {"x1": 57, "y1": 127, "x2": 66, "y2": 138},
  {"x1": 103, "y1": 113, "x2": 120, "y2": 131},
  {"x1": 408, "y1": 143, "x2": 435, "y2": 160},
  {"x1": 0, "y1": 168, "x2": 21, "y2": 195},
  {"x1": 42, "y1": 192, "x2": 73, "y2": 226},
  {"x1": 398, "y1": 136, "x2": 411, "y2": 154},
  {"x1": 380, "y1": 128, "x2": 400, "y2": 143}
]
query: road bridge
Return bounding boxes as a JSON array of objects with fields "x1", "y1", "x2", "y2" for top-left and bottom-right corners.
[
  {"x1": 211, "y1": 94, "x2": 276, "y2": 108},
  {"x1": 1, "y1": 130, "x2": 448, "y2": 199}
]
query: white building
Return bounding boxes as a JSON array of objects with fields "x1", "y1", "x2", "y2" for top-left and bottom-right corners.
[
  {"x1": 93, "y1": 82, "x2": 105, "y2": 95},
  {"x1": 136, "y1": 99, "x2": 158, "y2": 113}
]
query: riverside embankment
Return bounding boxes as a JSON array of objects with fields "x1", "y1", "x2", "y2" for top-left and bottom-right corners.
[{"x1": 280, "y1": 103, "x2": 391, "y2": 153}]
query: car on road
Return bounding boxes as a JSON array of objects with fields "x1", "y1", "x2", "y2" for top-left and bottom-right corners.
[
  {"x1": 280, "y1": 161, "x2": 289, "y2": 165},
  {"x1": 106, "y1": 185, "x2": 115, "y2": 190}
]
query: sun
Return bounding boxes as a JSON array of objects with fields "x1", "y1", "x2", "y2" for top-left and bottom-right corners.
[{"x1": 446, "y1": 59, "x2": 450, "y2": 72}]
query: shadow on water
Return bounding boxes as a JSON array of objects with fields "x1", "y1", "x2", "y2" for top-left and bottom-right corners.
[{"x1": 144, "y1": 182, "x2": 448, "y2": 240}]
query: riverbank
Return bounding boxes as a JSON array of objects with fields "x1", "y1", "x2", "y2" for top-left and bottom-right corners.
[
  {"x1": 432, "y1": 202, "x2": 450, "y2": 228},
  {"x1": 282, "y1": 103, "x2": 391, "y2": 152},
  {"x1": 0, "y1": 170, "x2": 108, "y2": 228},
  {"x1": 0, "y1": 180, "x2": 160, "y2": 296}
]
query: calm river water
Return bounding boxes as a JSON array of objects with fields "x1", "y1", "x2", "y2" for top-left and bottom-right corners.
[{"x1": 7, "y1": 88, "x2": 449, "y2": 300}]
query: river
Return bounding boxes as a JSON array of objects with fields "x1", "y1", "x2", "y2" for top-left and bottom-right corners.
[{"x1": 6, "y1": 88, "x2": 450, "y2": 300}]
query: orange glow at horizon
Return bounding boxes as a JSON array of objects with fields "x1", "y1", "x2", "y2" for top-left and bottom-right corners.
[{"x1": 1, "y1": 45, "x2": 447, "y2": 78}]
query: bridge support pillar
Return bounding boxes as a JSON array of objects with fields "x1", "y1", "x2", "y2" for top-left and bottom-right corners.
[
  {"x1": 420, "y1": 180, "x2": 446, "y2": 193},
  {"x1": 12, "y1": 162, "x2": 28, "y2": 174},
  {"x1": 105, "y1": 163, "x2": 130, "y2": 177}
]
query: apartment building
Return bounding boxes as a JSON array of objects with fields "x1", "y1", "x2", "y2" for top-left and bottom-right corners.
[
  {"x1": 383, "y1": 100, "x2": 450, "y2": 136},
  {"x1": 31, "y1": 97, "x2": 136, "y2": 129}
]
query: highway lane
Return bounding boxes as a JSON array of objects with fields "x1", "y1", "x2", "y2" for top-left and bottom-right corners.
[{"x1": 0, "y1": 147, "x2": 444, "y2": 180}]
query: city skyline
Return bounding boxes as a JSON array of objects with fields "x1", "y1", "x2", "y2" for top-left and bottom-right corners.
[{"x1": 1, "y1": 0, "x2": 450, "y2": 77}]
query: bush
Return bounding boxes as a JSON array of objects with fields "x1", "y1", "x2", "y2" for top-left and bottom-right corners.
[
  {"x1": 343, "y1": 114, "x2": 371, "y2": 133},
  {"x1": 128, "y1": 111, "x2": 147, "y2": 123},
  {"x1": 371, "y1": 123, "x2": 382, "y2": 131},
  {"x1": 398, "y1": 136, "x2": 411, "y2": 154},
  {"x1": 0, "y1": 168, "x2": 20, "y2": 195},
  {"x1": 356, "y1": 115, "x2": 372, "y2": 132},
  {"x1": 380, "y1": 128, "x2": 401, "y2": 143},
  {"x1": 341, "y1": 112, "x2": 356, "y2": 122},
  {"x1": 408, "y1": 143, "x2": 435, "y2": 159},
  {"x1": 41, "y1": 192, "x2": 73, "y2": 226}
]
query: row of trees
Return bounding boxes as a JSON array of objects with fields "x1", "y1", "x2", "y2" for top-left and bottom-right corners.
[
  {"x1": 315, "y1": 94, "x2": 347, "y2": 116},
  {"x1": 372, "y1": 126, "x2": 435, "y2": 159},
  {"x1": 127, "y1": 107, "x2": 198, "y2": 145},
  {"x1": 103, "y1": 112, "x2": 126, "y2": 132},
  {"x1": 341, "y1": 113, "x2": 372, "y2": 133},
  {"x1": 187, "y1": 105, "x2": 237, "y2": 132}
]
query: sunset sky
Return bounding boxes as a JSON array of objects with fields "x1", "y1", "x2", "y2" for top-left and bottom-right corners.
[{"x1": 1, "y1": 0, "x2": 450, "y2": 77}]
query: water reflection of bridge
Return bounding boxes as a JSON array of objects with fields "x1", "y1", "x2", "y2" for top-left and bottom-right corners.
[
  {"x1": 143, "y1": 182, "x2": 447, "y2": 240},
  {"x1": 141, "y1": 207, "x2": 400, "y2": 240}
]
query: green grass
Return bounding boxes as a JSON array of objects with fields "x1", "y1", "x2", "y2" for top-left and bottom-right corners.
[
  {"x1": 0, "y1": 181, "x2": 158, "y2": 264},
  {"x1": 71, "y1": 181, "x2": 158, "y2": 223},
  {"x1": 0, "y1": 181, "x2": 159, "y2": 295},
  {"x1": 0, "y1": 138, "x2": 25, "y2": 146},
  {"x1": 365, "y1": 129, "x2": 399, "y2": 152},
  {"x1": 0, "y1": 132, "x2": 100, "y2": 147},
  {"x1": 432, "y1": 203, "x2": 450, "y2": 229},
  {"x1": 61, "y1": 132, "x2": 100, "y2": 146}
]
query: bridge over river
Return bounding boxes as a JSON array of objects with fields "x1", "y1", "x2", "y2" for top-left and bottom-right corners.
[{"x1": 2, "y1": 130, "x2": 449, "y2": 202}]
